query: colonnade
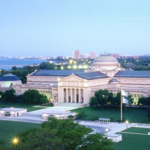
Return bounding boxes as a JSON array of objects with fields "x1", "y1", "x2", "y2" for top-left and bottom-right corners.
[
  {"x1": 39, "y1": 90, "x2": 52, "y2": 100},
  {"x1": 64, "y1": 88, "x2": 84, "y2": 103}
]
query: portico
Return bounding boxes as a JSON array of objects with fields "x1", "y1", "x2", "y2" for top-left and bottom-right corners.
[{"x1": 64, "y1": 88, "x2": 84, "y2": 103}]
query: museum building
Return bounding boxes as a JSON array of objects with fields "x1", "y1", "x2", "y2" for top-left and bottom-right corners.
[{"x1": 12, "y1": 55, "x2": 150, "y2": 106}]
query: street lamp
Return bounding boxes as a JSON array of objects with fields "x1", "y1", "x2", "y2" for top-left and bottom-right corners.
[
  {"x1": 126, "y1": 120, "x2": 129, "y2": 129},
  {"x1": 12, "y1": 137, "x2": 19, "y2": 145},
  {"x1": 105, "y1": 128, "x2": 108, "y2": 137}
]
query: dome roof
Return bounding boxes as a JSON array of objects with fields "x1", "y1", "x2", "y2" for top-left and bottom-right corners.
[
  {"x1": 93, "y1": 55, "x2": 118, "y2": 63},
  {"x1": 0, "y1": 74, "x2": 21, "y2": 81},
  {"x1": 109, "y1": 78, "x2": 119, "y2": 84}
]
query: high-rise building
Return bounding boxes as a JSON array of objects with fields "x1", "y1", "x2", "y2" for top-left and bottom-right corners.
[
  {"x1": 73, "y1": 50, "x2": 80, "y2": 59},
  {"x1": 83, "y1": 53, "x2": 88, "y2": 59},
  {"x1": 90, "y1": 51, "x2": 96, "y2": 59}
]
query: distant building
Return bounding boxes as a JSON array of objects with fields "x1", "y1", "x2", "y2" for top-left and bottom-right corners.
[
  {"x1": 120, "y1": 56, "x2": 139, "y2": 59},
  {"x1": 73, "y1": 50, "x2": 80, "y2": 59},
  {"x1": 81, "y1": 53, "x2": 88, "y2": 59},
  {"x1": 90, "y1": 51, "x2": 96, "y2": 59}
]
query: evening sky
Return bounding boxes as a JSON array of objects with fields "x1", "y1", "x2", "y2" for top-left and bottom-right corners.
[{"x1": 0, "y1": 0, "x2": 150, "y2": 56}]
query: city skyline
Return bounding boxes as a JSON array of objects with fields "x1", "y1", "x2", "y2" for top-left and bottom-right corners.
[{"x1": 0, "y1": 0, "x2": 150, "y2": 56}]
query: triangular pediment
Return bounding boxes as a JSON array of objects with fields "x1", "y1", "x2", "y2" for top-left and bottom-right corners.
[
  {"x1": 12, "y1": 85, "x2": 21, "y2": 90},
  {"x1": 61, "y1": 74, "x2": 84, "y2": 82}
]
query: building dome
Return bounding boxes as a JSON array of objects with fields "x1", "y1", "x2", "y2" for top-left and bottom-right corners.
[
  {"x1": 0, "y1": 74, "x2": 22, "y2": 87},
  {"x1": 93, "y1": 55, "x2": 118, "y2": 63},
  {"x1": 91, "y1": 55, "x2": 120, "y2": 71},
  {"x1": 109, "y1": 78, "x2": 119, "y2": 84}
]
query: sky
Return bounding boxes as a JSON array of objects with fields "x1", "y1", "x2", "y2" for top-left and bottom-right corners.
[{"x1": 0, "y1": 0, "x2": 150, "y2": 56}]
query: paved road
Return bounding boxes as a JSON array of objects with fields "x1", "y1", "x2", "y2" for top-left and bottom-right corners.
[
  {"x1": 0, "y1": 117, "x2": 110, "y2": 134},
  {"x1": 85, "y1": 125, "x2": 110, "y2": 134}
]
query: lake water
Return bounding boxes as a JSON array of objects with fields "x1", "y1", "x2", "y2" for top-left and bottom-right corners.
[{"x1": 0, "y1": 59, "x2": 48, "y2": 70}]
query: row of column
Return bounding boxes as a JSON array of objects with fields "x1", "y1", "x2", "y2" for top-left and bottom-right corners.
[
  {"x1": 64, "y1": 88, "x2": 84, "y2": 103},
  {"x1": 39, "y1": 91, "x2": 52, "y2": 100}
]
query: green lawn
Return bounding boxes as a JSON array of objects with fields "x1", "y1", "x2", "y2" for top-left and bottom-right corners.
[
  {"x1": 113, "y1": 127, "x2": 150, "y2": 150},
  {"x1": 120, "y1": 127, "x2": 150, "y2": 134},
  {"x1": 71, "y1": 106, "x2": 150, "y2": 123},
  {"x1": 0, "y1": 101, "x2": 53, "y2": 112},
  {"x1": 0, "y1": 120, "x2": 40, "y2": 146}
]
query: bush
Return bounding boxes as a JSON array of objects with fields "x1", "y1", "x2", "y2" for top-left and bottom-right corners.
[
  {"x1": 141, "y1": 117, "x2": 147, "y2": 123},
  {"x1": 147, "y1": 109, "x2": 150, "y2": 120},
  {"x1": 76, "y1": 111, "x2": 87, "y2": 119},
  {"x1": 122, "y1": 116, "x2": 128, "y2": 122},
  {"x1": 0, "y1": 139, "x2": 6, "y2": 147},
  {"x1": 92, "y1": 116, "x2": 99, "y2": 121},
  {"x1": 68, "y1": 115, "x2": 75, "y2": 119},
  {"x1": 110, "y1": 116, "x2": 116, "y2": 122}
]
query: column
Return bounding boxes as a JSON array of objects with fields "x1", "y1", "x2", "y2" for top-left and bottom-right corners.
[
  {"x1": 70, "y1": 88, "x2": 72, "y2": 103},
  {"x1": 79, "y1": 89, "x2": 80, "y2": 103},
  {"x1": 66, "y1": 88, "x2": 68, "y2": 102},
  {"x1": 64, "y1": 88, "x2": 65, "y2": 102},
  {"x1": 82, "y1": 89, "x2": 84, "y2": 103},
  {"x1": 74, "y1": 89, "x2": 76, "y2": 103}
]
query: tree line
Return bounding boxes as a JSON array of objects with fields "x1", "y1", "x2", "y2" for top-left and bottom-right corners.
[
  {"x1": 0, "y1": 89, "x2": 49, "y2": 105},
  {"x1": 90, "y1": 89, "x2": 133, "y2": 108},
  {"x1": 0, "y1": 59, "x2": 92, "y2": 84}
]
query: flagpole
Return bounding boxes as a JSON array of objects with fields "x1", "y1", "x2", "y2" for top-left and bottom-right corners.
[{"x1": 120, "y1": 89, "x2": 122, "y2": 122}]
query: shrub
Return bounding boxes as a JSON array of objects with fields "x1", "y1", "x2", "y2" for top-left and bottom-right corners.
[
  {"x1": 92, "y1": 116, "x2": 99, "y2": 121},
  {"x1": 141, "y1": 117, "x2": 147, "y2": 123},
  {"x1": 110, "y1": 116, "x2": 116, "y2": 122},
  {"x1": 76, "y1": 111, "x2": 87, "y2": 119},
  {"x1": 122, "y1": 116, "x2": 128, "y2": 122},
  {"x1": 68, "y1": 115, "x2": 74, "y2": 119}
]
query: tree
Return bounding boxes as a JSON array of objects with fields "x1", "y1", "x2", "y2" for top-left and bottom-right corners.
[
  {"x1": 141, "y1": 117, "x2": 147, "y2": 123},
  {"x1": 0, "y1": 91, "x2": 3, "y2": 99},
  {"x1": 76, "y1": 111, "x2": 87, "y2": 119},
  {"x1": 147, "y1": 109, "x2": 150, "y2": 120},
  {"x1": 110, "y1": 116, "x2": 116, "y2": 122},
  {"x1": 94, "y1": 90, "x2": 109, "y2": 108},
  {"x1": 77, "y1": 133, "x2": 114, "y2": 150},
  {"x1": 127, "y1": 94, "x2": 134, "y2": 105},
  {"x1": 0, "y1": 139, "x2": 6, "y2": 148},
  {"x1": 108, "y1": 92, "x2": 113, "y2": 104},
  {"x1": 21, "y1": 89, "x2": 49, "y2": 104},
  {"x1": 12, "y1": 66, "x2": 17, "y2": 70},
  {"x1": 68, "y1": 115, "x2": 75, "y2": 119},
  {"x1": 92, "y1": 116, "x2": 99, "y2": 121},
  {"x1": 113, "y1": 92, "x2": 121, "y2": 106},
  {"x1": 1, "y1": 89, "x2": 16, "y2": 104},
  {"x1": 14, "y1": 118, "x2": 114, "y2": 150},
  {"x1": 15, "y1": 128, "x2": 62, "y2": 150},
  {"x1": 90, "y1": 97, "x2": 98, "y2": 107}
]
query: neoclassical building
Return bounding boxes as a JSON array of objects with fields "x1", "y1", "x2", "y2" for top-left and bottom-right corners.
[{"x1": 13, "y1": 55, "x2": 150, "y2": 105}]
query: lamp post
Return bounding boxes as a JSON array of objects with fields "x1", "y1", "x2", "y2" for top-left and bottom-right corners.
[
  {"x1": 126, "y1": 120, "x2": 129, "y2": 129},
  {"x1": 12, "y1": 137, "x2": 19, "y2": 146},
  {"x1": 105, "y1": 128, "x2": 108, "y2": 137},
  {"x1": 120, "y1": 90, "x2": 122, "y2": 122}
]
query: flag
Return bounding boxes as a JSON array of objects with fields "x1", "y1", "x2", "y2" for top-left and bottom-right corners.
[
  {"x1": 122, "y1": 97, "x2": 129, "y2": 105},
  {"x1": 121, "y1": 90, "x2": 128, "y2": 97}
]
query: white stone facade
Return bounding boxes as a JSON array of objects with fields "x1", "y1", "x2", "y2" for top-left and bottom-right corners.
[{"x1": 12, "y1": 55, "x2": 150, "y2": 105}]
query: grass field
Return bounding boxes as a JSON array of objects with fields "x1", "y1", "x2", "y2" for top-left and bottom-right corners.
[
  {"x1": 71, "y1": 106, "x2": 150, "y2": 123},
  {"x1": 113, "y1": 127, "x2": 150, "y2": 150},
  {"x1": 0, "y1": 120, "x2": 40, "y2": 146},
  {"x1": 0, "y1": 101, "x2": 53, "y2": 112}
]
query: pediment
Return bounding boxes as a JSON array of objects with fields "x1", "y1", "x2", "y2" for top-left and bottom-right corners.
[
  {"x1": 61, "y1": 74, "x2": 84, "y2": 82},
  {"x1": 12, "y1": 85, "x2": 21, "y2": 90}
]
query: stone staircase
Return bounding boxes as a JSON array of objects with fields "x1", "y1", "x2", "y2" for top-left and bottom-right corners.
[{"x1": 56, "y1": 102, "x2": 86, "y2": 108}]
